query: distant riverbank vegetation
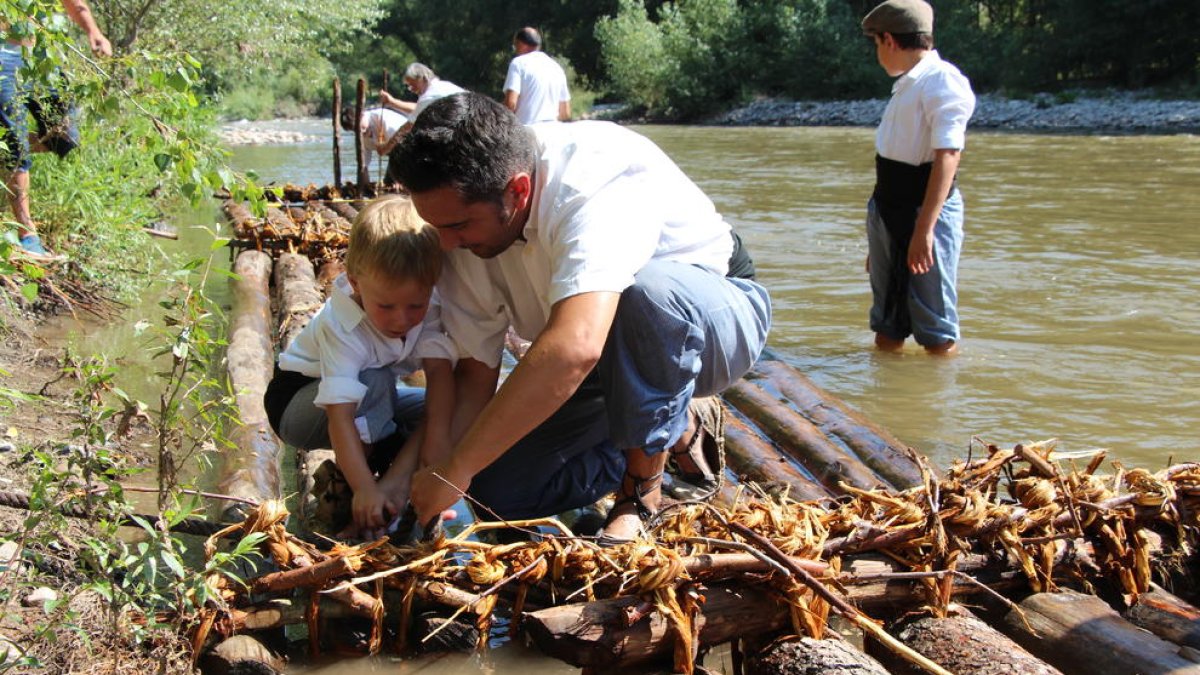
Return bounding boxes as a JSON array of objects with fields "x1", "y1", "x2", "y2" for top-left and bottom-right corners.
[{"x1": 178, "y1": 0, "x2": 1198, "y2": 122}]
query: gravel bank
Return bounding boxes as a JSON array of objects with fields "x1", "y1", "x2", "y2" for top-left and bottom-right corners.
[{"x1": 710, "y1": 92, "x2": 1200, "y2": 133}]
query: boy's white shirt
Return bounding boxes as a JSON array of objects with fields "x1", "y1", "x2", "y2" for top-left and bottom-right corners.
[
  {"x1": 278, "y1": 273, "x2": 456, "y2": 408},
  {"x1": 876, "y1": 50, "x2": 976, "y2": 165}
]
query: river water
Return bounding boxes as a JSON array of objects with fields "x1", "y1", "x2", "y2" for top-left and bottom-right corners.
[{"x1": 229, "y1": 120, "x2": 1200, "y2": 472}]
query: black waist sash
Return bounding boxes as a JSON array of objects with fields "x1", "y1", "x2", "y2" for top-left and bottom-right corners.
[{"x1": 872, "y1": 154, "x2": 955, "y2": 240}]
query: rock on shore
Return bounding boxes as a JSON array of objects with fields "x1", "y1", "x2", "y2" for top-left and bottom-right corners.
[
  {"x1": 710, "y1": 92, "x2": 1200, "y2": 133},
  {"x1": 219, "y1": 120, "x2": 322, "y2": 146}
]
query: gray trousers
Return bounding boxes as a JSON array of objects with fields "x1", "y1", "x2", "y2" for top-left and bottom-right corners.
[{"x1": 277, "y1": 366, "x2": 425, "y2": 454}]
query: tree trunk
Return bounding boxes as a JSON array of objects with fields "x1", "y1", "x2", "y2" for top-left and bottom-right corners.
[
  {"x1": 723, "y1": 410, "x2": 832, "y2": 502},
  {"x1": 722, "y1": 379, "x2": 883, "y2": 493},
  {"x1": 1002, "y1": 590, "x2": 1200, "y2": 675},
  {"x1": 523, "y1": 552, "x2": 1030, "y2": 670},
  {"x1": 1125, "y1": 586, "x2": 1200, "y2": 651},
  {"x1": 273, "y1": 252, "x2": 322, "y2": 351},
  {"x1": 523, "y1": 583, "x2": 790, "y2": 669},
  {"x1": 332, "y1": 78, "x2": 342, "y2": 188},
  {"x1": 746, "y1": 637, "x2": 890, "y2": 675},
  {"x1": 355, "y1": 78, "x2": 369, "y2": 194},
  {"x1": 865, "y1": 606, "x2": 1061, "y2": 675},
  {"x1": 751, "y1": 356, "x2": 925, "y2": 489},
  {"x1": 218, "y1": 250, "x2": 283, "y2": 521}
]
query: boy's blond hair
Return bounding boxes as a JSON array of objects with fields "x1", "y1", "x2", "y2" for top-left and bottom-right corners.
[{"x1": 344, "y1": 195, "x2": 442, "y2": 287}]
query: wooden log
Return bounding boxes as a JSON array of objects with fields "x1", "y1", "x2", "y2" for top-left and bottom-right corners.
[
  {"x1": 865, "y1": 605, "x2": 1061, "y2": 675},
  {"x1": 1126, "y1": 586, "x2": 1200, "y2": 651},
  {"x1": 226, "y1": 582, "x2": 482, "y2": 633},
  {"x1": 332, "y1": 78, "x2": 342, "y2": 188},
  {"x1": 751, "y1": 356, "x2": 924, "y2": 489},
  {"x1": 523, "y1": 552, "x2": 1030, "y2": 669},
  {"x1": 746, "y1": 637, "x2": 890, "y2": 675},
  {"x1": 355, "y1": 78, "x2": 369, "y2": 194},
  {"x1": 523, "y1": 582, "x2": 790, "y2": 669},
  {"x1": 1001, "y1": 590, "x2": 1200, "y2": 675},
  {"x1": 218, "y1": 250, "x2": 284, "y2": 520},
  {"x1": 723, "y1": 409, "x2": 833, "y2": 503},
  {"x1": 722, "y1": 379, "x2": 883, "y2": 493},
  {"x1": 327, "y1": 200, "x2": 358, "y2": 222},
  {"x1": 273, "y1": 252, "x2": 323, "y2": 351},
  {"x1": 201, "y1": 634, "x2": 284, "y2": 675}
]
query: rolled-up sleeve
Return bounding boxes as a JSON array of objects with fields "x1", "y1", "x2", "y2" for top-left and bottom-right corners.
[
  {"x1": 926, "y1": 72, "x2": 975, "y2": 151},
  {"x1": 411, "y1": 299, "x2": 459, "y2": 364},
  {"x1": 313, "y1": 321, "x2": 371, "y2": 407}
]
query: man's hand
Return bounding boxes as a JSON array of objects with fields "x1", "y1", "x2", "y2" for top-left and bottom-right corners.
[
  {"x1": 88, "y1": 31, "x2": 111, "y2": 57},
  {"x1": 908, "y1": 230, "x2": 935, "y2": 275},
  {"x1": 410, "y1": 460, "x2": 469, "y2": 526}
]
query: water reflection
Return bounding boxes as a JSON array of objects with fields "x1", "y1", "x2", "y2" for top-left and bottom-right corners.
[{"x1": 231, "y1": 121, "x2": 1200, "y2": 472}]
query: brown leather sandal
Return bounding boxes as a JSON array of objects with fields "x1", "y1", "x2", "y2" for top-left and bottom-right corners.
[
  {"x1": 596, "y1": 470, "x2": 663, "y2": 547},
  {"x1": 665, "y1": 396, "x2": 726, "y2": 501}
]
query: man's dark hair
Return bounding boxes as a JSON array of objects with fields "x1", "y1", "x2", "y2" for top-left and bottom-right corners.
[
  {"x1": 892, "y1": 32, "x2": 934, "y2": 50},
  {"x1": 339, "y1": 105, "x2": 357, "y2": 130},
  {"x1": 514, "y1": 27, "x2": 541, "y2": 48},
  {"x1": 392, "y1": 92, "x2": 535, "y2": 204}
]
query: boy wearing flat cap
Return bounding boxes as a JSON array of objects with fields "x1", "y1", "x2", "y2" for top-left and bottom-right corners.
[{"x1": 861, "y1": 0, "x2": 975, "y2": 355}]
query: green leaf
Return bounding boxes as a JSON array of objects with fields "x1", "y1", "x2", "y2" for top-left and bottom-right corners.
[
  {"x1": 20, "y1": 283, "x2": 38, "y2": 302},
  {"x1": 153, "y1": 153, "x2": 173, "y2": 172},
  {"x1": 161, "y1": 550, "x2": 186, "y2": 578}
]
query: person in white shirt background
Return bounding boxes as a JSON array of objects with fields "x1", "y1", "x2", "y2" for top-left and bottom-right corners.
[
  {"x1": 503, "y1": 27, "x2": 570, "y2": 124},
  {"x1": 377, "y1": 62, "x2": 466, "y2": 156},
  {"x1": 340, "y1": 105, "x2": 407, "y2": 184}
]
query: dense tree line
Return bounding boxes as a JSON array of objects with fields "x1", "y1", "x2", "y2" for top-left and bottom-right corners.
[
  {"x1": 80, "y1": 0, "x2": 1197, "y2": 119},
  {"x1": 325, "y1": 0, "x2": 1197, "y2": 120}
]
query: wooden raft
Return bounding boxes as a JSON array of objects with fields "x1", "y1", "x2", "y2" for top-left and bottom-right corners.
[{"x1": 211, "y1": 193, "x2": 1200, "y2": 675}]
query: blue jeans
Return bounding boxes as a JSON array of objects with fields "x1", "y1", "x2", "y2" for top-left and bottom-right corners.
[
  {"x1": 469, "y1": 261, "x2": 772, "y2": 520},
  {"x1": 0, "y1": 47, "x2": 31, "y2": 172},
  {"x1": 866, "y1": 190, "x2": 964, "y2": 346}
]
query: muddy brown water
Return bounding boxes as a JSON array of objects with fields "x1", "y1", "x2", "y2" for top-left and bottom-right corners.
[
  {"x1": 40, "y1": 120, "x2": 1200, "y2": 671},
  {"x1": 226, "y1": 120, "x2": 1199, "y2": 471}
]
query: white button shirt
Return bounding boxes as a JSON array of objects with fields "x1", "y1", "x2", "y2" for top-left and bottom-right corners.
[
  {"x1": 436, "y1": 121, "x2": 733, "y2": 368},
  {"x1": 876, "y1": 50, "x2": 976, "y2": 165}
]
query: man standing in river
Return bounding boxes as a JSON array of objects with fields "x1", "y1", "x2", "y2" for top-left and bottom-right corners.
[
  {"x1": 2, "y1": 0, "x2": 111, "y2": 259},
  {"x1": 861, "y1": 0, "x2": 975, "y2": 355},
  {"x1": 392, "y1": 93, "x2": 770, "y2": 542},
  {"x1": 503, "y1": 27, "x2": 570, "y2": 124}
]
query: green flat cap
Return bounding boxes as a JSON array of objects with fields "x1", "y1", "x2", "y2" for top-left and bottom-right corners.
[{"x1": 862, "y1": 0, "x2": 934, "y2": 35}]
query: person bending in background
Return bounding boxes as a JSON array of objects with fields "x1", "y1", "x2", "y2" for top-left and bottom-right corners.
[
  {"x1": 861, "y1": 0, "x2": 975, "y2": 355},
  {"x1": 376, "y1": 62, "x2": 465, "y2": 156},
  {"x1": 264, "y1": 195, "x2": 456, "y2": 539},
  {"x1": 503, "y1": 27, "x2": 570, "y2": 124},
  {"x1": 340, "y1": 105, "x2": 407, "y2": 185},
  {"x1": 1, "y1": 0, "x2": 110, "y2": 258}
]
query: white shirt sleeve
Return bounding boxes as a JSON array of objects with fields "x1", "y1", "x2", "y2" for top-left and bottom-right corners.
[
  {"x1": 410, "y1": 298, "x2": 459, "y2": 364},
  {"x1": 925, "y1": 71, "x2": 975, "y2": 151},
  {"x1": 312, "y1": 320, "x2": 372, "y2": 407},
  {"x1": 504, "y1": 60, "x2": 522, "y2": 94}
]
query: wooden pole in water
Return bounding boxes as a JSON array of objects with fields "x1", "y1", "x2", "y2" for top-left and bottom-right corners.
[
  {"x1": 219, "y1": 250, "x2": 284, "y2": 521},
  {"x1": 355, "y1": 78, "x2": 369, "y2": 196},
  {"x1": 332, "y1": 78, "x2": 342, "y2": 189}
]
